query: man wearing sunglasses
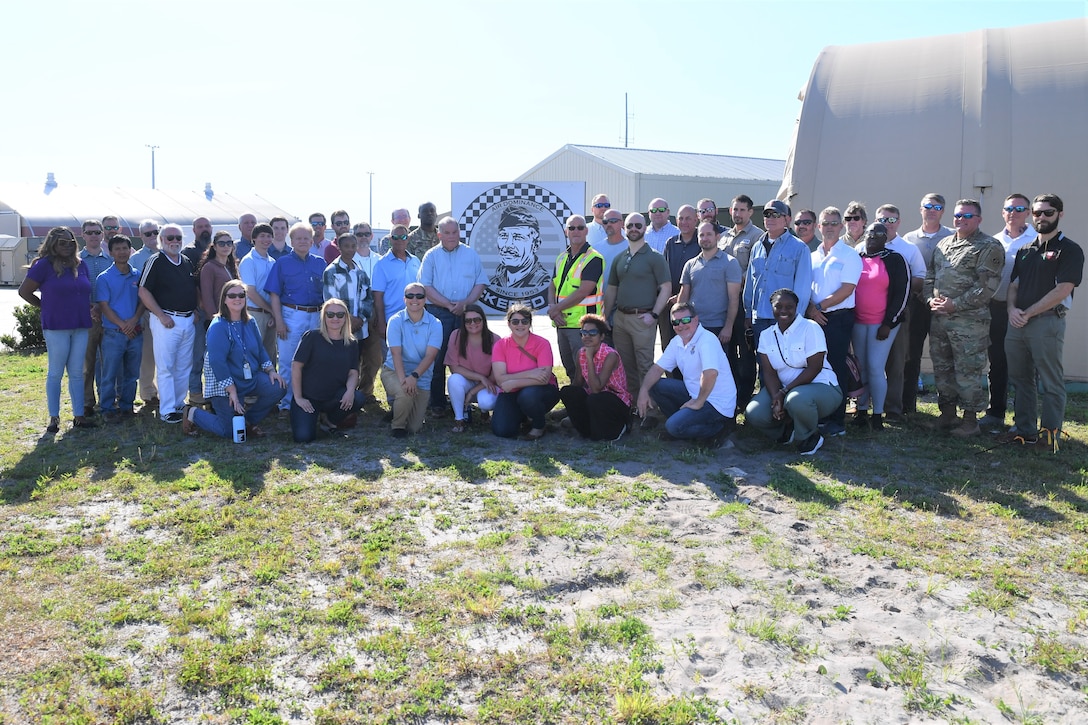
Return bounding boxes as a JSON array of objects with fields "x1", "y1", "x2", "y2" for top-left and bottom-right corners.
[
  {"x1": 1004, "y1": 194, "x2": 1083, "y2": 450},
  {"x1": 636, "y1": 301, "x2": 735, "y2": 446},
  {"x1": 602, "y1": 212, "x2": 671, "y2": 403},
  {"x1": 130, "y1": 219, "x2": 162, "y2": 411},
  {"x1": 80, "y1": 219, "x2": 114, "y2": 418},
  {"x1": 645, "y1": 198, "x2": 680, "y2": 254},
  {"x1": 597, "y1": 208, "x2": 628, "y2": 298},
  {"x1": 697, "y1": 198, "x2": 728, "y2": 238},
  {"x1": 376, "y1": 208, "x2": 411, "y2": 256},
  {"x1": 138, "y1": 224, "x2": 199, "y2": 424},
  {"x1": 792, "y1": 209, "x2": 819, "y2": 252},
  {"x1": 902, "y1": 193, "x2": 954, "y2": 414},
  {"x1": 547, "y1": 214, "x2": 604, "y2": 379},
  {"x1": 924, "y1": 199, "x2": 1004, "y2": 437},
  {"x1": 742, "y1": 200, "x2": 812, "y2": 403},
  {"x1": 586, "y1": 193, "x2": 611, "y2": 247},
  {"x1": 981, "y1": 194, "x2": 1038, "y2": 430},
  {"x1": 841, "y1": 202, "x2": 868, "y2": 246}
]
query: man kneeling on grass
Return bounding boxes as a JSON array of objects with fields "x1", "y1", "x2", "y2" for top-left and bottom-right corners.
[{"x1": 636, "y1": 301, "x2": 736, "y2": 446}]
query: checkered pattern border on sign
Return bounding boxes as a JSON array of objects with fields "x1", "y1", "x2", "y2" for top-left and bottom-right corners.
[{"x1": 460, "y1": 183, "x2": 574, "y2": 243}]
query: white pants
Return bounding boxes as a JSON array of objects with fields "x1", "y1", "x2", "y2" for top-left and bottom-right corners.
[
  {"x1": 150, "y1": 312, "x2": 195, "y2": 419},
  {"x1": 277, "y1": 306, "x2": 319, "y2": 409},
  {"x1": 447, "y1": 372, "x2": 499, "y2": 421}
]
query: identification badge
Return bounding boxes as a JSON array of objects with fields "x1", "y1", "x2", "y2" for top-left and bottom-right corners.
[{"x1": 242, "y1": 361, "x2": 252, "y2": 380}]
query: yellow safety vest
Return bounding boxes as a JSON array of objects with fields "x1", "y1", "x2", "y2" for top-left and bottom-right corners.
[{"x1": 552, "y1": 246, "x2": 604, "y2": 328}]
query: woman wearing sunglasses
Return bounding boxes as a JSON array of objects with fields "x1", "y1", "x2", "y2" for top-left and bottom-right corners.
[
  {"x1": 445, "y1": 303, "x2": 500, "y2": 433},
  {"x1": 184, "y1": 280, "x2": 286, "y2": 438},
  {"x1": 198, "y1": 231, "x2": 240, "y2": 324},
  {"x1": 287, "y1": 297, "x2": 368, "y2": 442},
  {"x1": 380, "y1": 282, "x2": 442, "y2": 438},
  {"x1": 491, "y1": 304, "x2": 560, "y2": 440},
  {"x1": 558, "y1": 313, "x2": 630, "y2": 440}
]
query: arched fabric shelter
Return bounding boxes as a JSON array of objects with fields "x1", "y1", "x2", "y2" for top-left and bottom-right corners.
[{"x1": 778, "y1": 18, "x2": 1088, "y2": 381}]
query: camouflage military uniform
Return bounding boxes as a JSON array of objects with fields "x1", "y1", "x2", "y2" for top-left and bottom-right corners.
[
  {"x1": 922, "y1": 230, "x2": 1004, "y2": 411},
  {"x1": 407, "y1": 227, "x2": 439, "y2": 261}
]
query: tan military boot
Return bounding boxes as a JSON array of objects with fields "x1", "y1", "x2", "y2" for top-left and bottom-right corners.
[
  {"x1": 935, "y1": 404, "x2": 959, "y2": 430},
  {"x1": 951, "y1": 411, "x2": 980, "y2": 438}
]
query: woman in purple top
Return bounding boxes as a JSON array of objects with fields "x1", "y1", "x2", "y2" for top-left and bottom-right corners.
[
  {"x1": 18, "y1": 227, "x2": 97, "y2": 433},
  {"x1": 199, "y1": 231, "x2": 240, "y2": 322}
]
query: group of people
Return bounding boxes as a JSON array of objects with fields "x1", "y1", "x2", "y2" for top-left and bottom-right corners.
[{"x1": 19, "y1": 190, "x2": 1081, "y2": 455}]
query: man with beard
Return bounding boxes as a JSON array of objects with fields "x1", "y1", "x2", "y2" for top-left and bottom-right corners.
[
  {"x1": 678, "y1": 221, "x2": 742, "y2": 346},
  {"x1": 602, "y1": 213, "x2": 671, "y2": 403},
  {"x1": 488, "y1": 206, "x2": 551, "y2": 290},
  {"x1": 793, "y1": 209, "x2": 820, "y2": 252},
  {"x1": 924, "y1": 200, "x2": 1003, "y2": 438},
  {"x1": 719, "y1": 194, "x2": 762, "y2": 408},
  {"x1": 596, "y1": 208, "x2": 628, "y2": 298},
  {"x1": 138, "y1": 224, "x2": 199, "y2": 424},
  {"x1": 1004, "y1": 194, "x2": 1083, "y2": 450},
  {"x1": 697, "y1": 198, "x2": 728, "y2": 238},
  {"x1": 182, "y1": 217, "x2": 213, "y2": 405}
]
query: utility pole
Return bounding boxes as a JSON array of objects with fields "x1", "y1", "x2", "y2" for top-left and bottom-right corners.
[
  {"x1": 624, "y1": 93, "x2": 629, "y2": 148},
  {"x1": 367, "y1": 171, "x2": 375, "y2": 225},
  {"x1": 145, "y1": 144, "x2": 159, "y2": 189}
]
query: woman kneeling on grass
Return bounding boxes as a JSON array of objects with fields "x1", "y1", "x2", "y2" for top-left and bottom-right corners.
[
  {"x1": 745, "y1": 288, "x2": 842, "y2": 456},
  {"x1": 184, "y1": 280, "x2": 286, "y2": 438},
  {"x1": 558, "y1": 313, "x2": 630, "y2": 440},
  {"x1": 445, "y1": 303, "x2": 500, "y2": 433},
  {"x1": 289, "y1": 298, "x2": 368, "y2": 442},
  {"x1": 491, "y1": 304, "x2": 560, "y2": 441}
]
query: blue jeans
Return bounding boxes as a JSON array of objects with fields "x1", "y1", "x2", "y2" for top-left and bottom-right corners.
[
  {"x1": 100, "y1": 328, "x2": 143, "y2": 414},
  {"x1": 492, "y1": 385, "x2": 560, "y2": 438},
  {"x1": 426, "y1": 304, "x2": 458, "y2": 410},
  {"x1": 820, "y1": 308, "x2": 855, "y2": 424},
  {"x1": 650, "y1": 378, "x2": 731, "y2": 440},
  {"x1": 193, "y1": 374, "x2": 286, "y2": 439},
  {"x1": 746, "y1": 383, "x2": 843, "y2": 443},
  {"x1": 852, "y1": 323, "x2": 900, "y2": 415},
  {"x1": 44, "y1": 328, "x2": 89, "y2": 418},
  {"x1": 289, "y1": 390, "x2": 367, "y2": 442}
]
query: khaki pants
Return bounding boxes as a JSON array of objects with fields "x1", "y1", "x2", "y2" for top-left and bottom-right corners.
[
  {"x1": 248, "y1": 308, "x2": 278, "y2": 365},
  {"x1": 358, "y1": 332, "x2": 383, "y2": 397},
  {"x1": 381, "y1": 366, "x2": 428, "y2": 432}
]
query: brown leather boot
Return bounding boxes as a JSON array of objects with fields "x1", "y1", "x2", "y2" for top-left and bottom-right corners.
[
  {"x1": 935, "y1": 404, "x2": 959, "y2": 430},
  {"x1": 951, "y1": 412, "x2": 980, "y2": 438}
]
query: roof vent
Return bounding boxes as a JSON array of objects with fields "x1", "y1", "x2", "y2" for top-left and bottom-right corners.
[
  {"x1": 204, "y1": 182, "x2": 214, "y2": 201},
  {"x1": 44, "y1": 172, "x2": 57, "y2": 195}
]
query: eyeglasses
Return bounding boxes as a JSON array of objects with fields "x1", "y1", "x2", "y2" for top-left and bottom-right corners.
[
  {"x1": 84, "y1": 229, "x2": 103, "y2": 235},
  {"x1": 104, "y1": 225, "x2": 120, "y2": 231},
  {"x1": 670, "y1": 316, "x2": 694, "y2": 327},
  {"x1": 648, "y1": 207, "x2": 668, "y2": 214},
  {"x1": 877, "y1": 217, "x2": 898, "y2": 224},
  {"x1": 355, "y1": 231, "x2": 373, "y2": 237},
  {"x1": 390, "y1": 234, "x2": 409, "y2": 241},
  {"x1": 698, "y1": 208, "x2": 716, "y2": 215},
  {"x1": 404, "y1": 292, "x2": 426, "y2": 299},
  {"x1": 763, "y1": 211, "x2": 783, "y2": 219},
  {"x1": 922, "y1": 203, "x2": 944, "y2": 211},
  {"x1": 1032, "y1": 208, "x2": 1058, "y2": 218},
  {"x1": 592, "y1": 202, "x2": 611, "y2": 209},
  {"x1": 142, "y1": 230, "x2": 159, "y2": 237},
  {"x1": 820, "y1": 221, "x2": 842, "y2": 227},
  {"x1": 1004, "y1": 205, "x2": 1028, "y2": 213},
  {"x1": 332, "y1": 220, "x2": 350, "y2": 226},
  {"x1": 310, "y1": 221, "x2": 326, "y2": 226},
  {"x1": 843, "y1": 215, "x2": 862, "y2": 222},
  {"x1": 508, "y1": 318, "x2": 531, "y2": 326},
  {"x1": 214, "y1": 239, "x2": 234, "y2": 247},
  {"x1": 794, "y1": 219, "x2": 815, "y2": 226},
  {"x1": 163, "y1": 235, "x2": 183, "y2": 242},
  {"x1": 579, "y1": 329, "x2": 601, "y2": 337},
  {"x1": 325, "y1": 311, "x2": 347, "y2": 319},
  {"x1": 225, "y1": 292, "x2": 247, "y2": 299},
  {"x1": 953, "y1": 213, "x2": 977, "y2": 220},
  {"x1": 566, "y1": 225, "x2": 586, "y2": 231},
  {"x1": 464, "y1": 317, "x2": 484, "y2": 325},
  {"x1": 603, "y1": 219, "x2": 622, "y2": 225},
  {"x1": 626, "y1": 223, "x2": 644, "y2": 229}
]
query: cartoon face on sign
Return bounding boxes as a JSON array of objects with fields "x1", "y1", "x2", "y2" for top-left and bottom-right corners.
[{"x1": 463, "y1": 185, "x2": 573, "y2": 313}]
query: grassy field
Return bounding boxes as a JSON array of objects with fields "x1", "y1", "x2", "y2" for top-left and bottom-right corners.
[{"x1": 1, "y1": 348, "x2": 1086, "y2": 724}]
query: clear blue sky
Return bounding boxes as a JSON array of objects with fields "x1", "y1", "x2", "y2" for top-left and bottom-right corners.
[{"x1": 2, "y1": 0, "x2": 1083, "y2": 223}]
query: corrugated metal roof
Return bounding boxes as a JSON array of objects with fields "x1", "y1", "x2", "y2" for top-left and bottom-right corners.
[{"x1": 568, "y1": 145, "x2": 785, "y2": 181}]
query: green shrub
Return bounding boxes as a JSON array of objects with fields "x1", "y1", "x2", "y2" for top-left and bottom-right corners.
[{"x1": 1, "y1": 304, "x2": 45, "y2": 350}]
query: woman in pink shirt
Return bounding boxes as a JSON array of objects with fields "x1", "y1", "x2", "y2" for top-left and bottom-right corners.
[
  {"x1": 559, "y1": 314, "x2": 630, "y2": 440},
  {"x1": 491, "y1": 304, "x2": 560, "y2": 440},
  {"x1": 445, "y1": 304, "x2": 500, "y2": 432},
  {"x1": 852, "y1": 223, "x2": 909, "y2": 430}
]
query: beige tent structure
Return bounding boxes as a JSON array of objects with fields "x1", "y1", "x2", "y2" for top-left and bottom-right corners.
[
  {"x1": 778, "y1": 18, "x2": 1088, "y2": 381},
  {"x1": 519, "y1": 144, "x2": 784, "y2": 218}
]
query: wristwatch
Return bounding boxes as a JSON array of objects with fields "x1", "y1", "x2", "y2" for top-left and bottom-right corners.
[
  {"x1": 815, "y1": 302, "x2": 824, "y2": 313},
  {"x1": 409, "y1": 371, "x2": 420, "y2": 379},
  {"x1": 650, "y1": 311, "x2": 659, "y2": 319}
]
